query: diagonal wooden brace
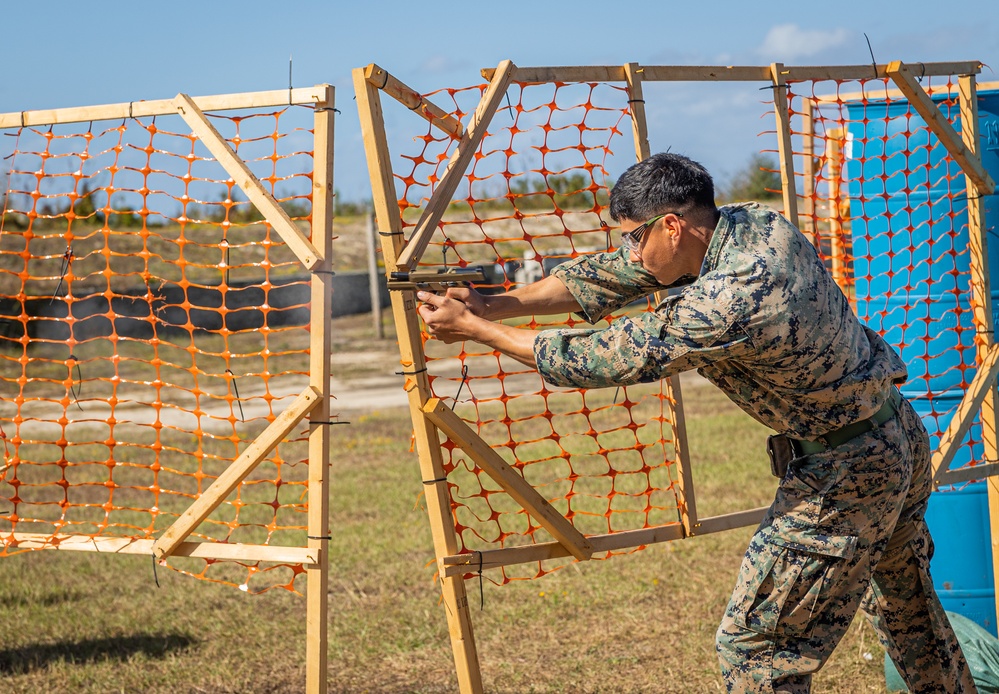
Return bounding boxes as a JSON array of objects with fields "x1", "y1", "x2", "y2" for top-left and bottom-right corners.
[
  {"x1": 364, "y1": 64, "x2": 464, "y2": 140},
  {"x1": 931, "y1": 343, "x2": 999, "y2": 487},
  {"x1": 174, "y1": 93, "x2": 324, "y2": 271},
  {"x1": 395, "y1": 60, "x2": 517, "y2": 272},
  {"x1": 886, "y1": 62, "x2": 996, "y2": 196},
  {"x1": 423, "y1": 398, "x2": 593, "y2": 561},
  {"x1": 153, "y1": 386, "x2": 322, "y2": 559}
]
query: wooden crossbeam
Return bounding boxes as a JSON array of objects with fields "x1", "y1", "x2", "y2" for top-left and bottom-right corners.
[
  {"x1": 364, "y1": 64, "x2": 464, "y2": 140},
  {"x1": 424, "y1": 398, "x2": 593, "y2": 561},
  {"x1": 886, "y1": 62, "x2": 996, "y2": 196},
  {"x1": 440, "y1": 523, "x2": 684, "y2": 577},
  {"x1": 153, "y1": 386, "x2": 322, "y2": 559},
  {"x1": 10, "y1": 533, "x2": 319, "y2": 565},
  {"x1": 0, "y1": 85, "x2": 330, "y2": 129},
  {"x1": 480, "y1": 62, "x2": 982, "y2": 85},
  {"x1": 394, "y1": 60, "x2": 516, "y2": 272},
  {"x1": 931, "y1": 341, "x2": 999, "y2": 486},
  {"x1": 174, "y1": 93, "x2": 323, "y2": 271},
  {"x1": 937, "y1": 462, "x2": 999, "y2": 488}
]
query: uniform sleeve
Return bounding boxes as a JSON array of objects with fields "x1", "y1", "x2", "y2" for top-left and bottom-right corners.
[
  {"x1": 533, "y1": 279, "x2": 757, "y2": 388},
  {"x1": 549, "y1": 247, "x2": 666, "y2": 323}
]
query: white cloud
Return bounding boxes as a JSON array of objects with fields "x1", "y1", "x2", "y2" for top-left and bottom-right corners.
[{"x1": 757, "y1": 24, "x2": 851, "y2": 62}]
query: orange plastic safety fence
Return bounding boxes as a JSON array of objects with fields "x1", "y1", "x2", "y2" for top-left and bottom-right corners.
[
  {"x1": 788, "y1": 76, "x2": 991, "y2": 484},
  {"x1": 395, "y1": 81, "x2": 684, "y2": 584},
  {"x1": 0, "y1": 105, "x2": 318, "y2": 592}
]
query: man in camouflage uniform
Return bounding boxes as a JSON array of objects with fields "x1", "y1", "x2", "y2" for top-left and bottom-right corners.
[{"x1": 417, "y1": 153, "x2": 975, "y2": 692}]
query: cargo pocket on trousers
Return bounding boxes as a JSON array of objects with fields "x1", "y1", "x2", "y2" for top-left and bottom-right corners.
[{"x1": 734, "y1": 529, "x2": 859, "y2": 638}]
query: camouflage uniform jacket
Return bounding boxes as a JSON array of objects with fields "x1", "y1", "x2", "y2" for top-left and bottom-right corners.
[{"x1": 535, "y1": 202, "x2": 907, "y2": 440}]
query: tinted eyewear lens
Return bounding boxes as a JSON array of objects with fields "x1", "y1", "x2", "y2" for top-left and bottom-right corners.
[{"x1": 621, "y1": 214, "x2": 666, "y2": 252}]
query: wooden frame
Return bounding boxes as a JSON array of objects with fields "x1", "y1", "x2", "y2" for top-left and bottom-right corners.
[
  {"x1": 0, "y1": 85, "x2": 337, "y2": 694},
  {"x1": 354, "y1": 59, "x2": 999, "y2": 691}
]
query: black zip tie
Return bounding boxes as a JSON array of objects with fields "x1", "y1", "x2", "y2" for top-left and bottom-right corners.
[
  {"x1": 759, "y1": 83, "x2": 788, "y2": 91},
  {"x1": 378, "y1": 230, "x2": 405, "y2": 237},
  {"x1": 917, "y1": 62, "x2": 926, "y2": 82},
  {"x1": 226, "y1": 369, "x2": 245, "y2": 423},
  {"x1": 307, "y1": 535, "x2": 332, "y2": 540},
  {"x1": 151, "y1": 554, "x2": 160, "y2": 588},
  {"x1": 442, "y1": 244, "x2": 450, "y2": 269},
  {"x1": 613, "y1": 386, "x2": 621, "y2": 404},
  {"x1": 451, "y1": 364, "x2": 469, "y2": 410},
  {"x1": 476, "y1": 551, "x2": 484, "y2": 610},
  {"x1": 504, "y1": 91, "x2": 514, "y2": 122},
  {"x1": 864, "y1": 33, "x2": 878, "y2": 79},
  {"x1": 49, "y1": 244, "x2": 73, "y2": 305},
  {"x1": 68, "y1": 354, "x2": 83, "y2": 411},
  {"x1": 422, "y1": 476, "x2": 448, "y2": 485},
  {"x1": 223, "y1": 241, "x2": 230, "y2": 287},
  {"x1": 396, "y1": 367, "x2": 428, "y2": 376},
  {"x1": 313, "y1": 270, "x2": 336, "y2": 275},
  {"x1": 288, "y1": 54, "x2": 294, "y2": 106},
  {"x1": 309, "y1": 420, "x2": 351, "y2": 426},
  {"x1": 627, "y1": 98, "x2": 646, "y2": 104}
]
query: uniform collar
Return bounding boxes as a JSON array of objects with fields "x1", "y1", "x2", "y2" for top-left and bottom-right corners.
[{"x1": 699, "y1": 206, "x2": 735, "y2": 276}]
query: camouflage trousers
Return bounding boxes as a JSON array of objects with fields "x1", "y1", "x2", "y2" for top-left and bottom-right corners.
[{"x1": 716, "y1": 396, "x2": 977, "y2": 693}]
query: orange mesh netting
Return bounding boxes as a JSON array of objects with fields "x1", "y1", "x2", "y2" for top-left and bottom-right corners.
[
  {"x1": 789, "y1": 76, "x2": 995, "y2": 482},
  {"x1": 0, "y1": 103, "x2": 319, "y2": 592},
  {"x1": 394, "y1": 80, "x2": 684, "y2": 583}
]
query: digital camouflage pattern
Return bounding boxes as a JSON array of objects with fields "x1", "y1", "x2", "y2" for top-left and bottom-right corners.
[
  {"x1": 535, "y1": 202, "x2": 975, "y2": 691},
  {"x1": 716, "y1": 397, "x2": 975, "y2": 692},
  {"x1": 536, "y1": 202, "x2": 908, "y2": 440}
]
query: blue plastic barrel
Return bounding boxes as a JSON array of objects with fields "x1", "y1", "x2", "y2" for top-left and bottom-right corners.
[{"x1": 846, "y1": 89, "x2": 999, "y2": 635}]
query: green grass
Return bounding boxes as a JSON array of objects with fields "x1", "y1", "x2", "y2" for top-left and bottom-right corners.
[{"x1": 0, "y1": 385, "x2": 892, "y2": 693}]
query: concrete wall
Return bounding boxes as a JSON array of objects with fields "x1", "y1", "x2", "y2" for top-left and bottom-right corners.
[{"x1": 0, "y1": 271, "x2": 391, "y2": 342}]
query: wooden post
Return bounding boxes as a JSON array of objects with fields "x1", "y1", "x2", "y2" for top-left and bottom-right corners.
[
  {"x1": 352, "y1": 66, "x2": 483, "y2": 694},
  {"x1": 306, "y1": 84, "x2": 336, "y2": 694},
  {"x1": 770, "y1": 63, "x2": 800, "y2": 226},
  {"x1": 957, "y1": 73, "x2": 999, "y2": 630},
  {"x1": 825, "y1": 128, "x2": 847, "y2": 290},
  {"x1": 365, "y1": 211, "x2": 384, "y2": 339},
  {"x1": 801, "y1": 98, "x2": 816, "y2": 241},
  {"x1": 624, "y1": 62, "x2": 698, "y2": 537}
]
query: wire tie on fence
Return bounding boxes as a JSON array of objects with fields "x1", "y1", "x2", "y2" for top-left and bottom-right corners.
[
  {"x1": 49, "y1": 244, "x2": 73, "y2": 305},
  {"x1": 128, "y1": 101, "x2": 133, "y2": 119},
  {"x1": 68, "y1": 354, "x2": 83, "y2": 410},
  {"x1": 309, "y1": 420, "x2": 351, "y2": 426},
  {"x1": 451, "y1": 364, "x2": 469, "y2": 411},
  {"x1": 476, "y1": 551, "x2": 484, "y2": 611},
  {"x1": 917, "y1": 62, "x2": 926, "y2": 82},
  {"x1": 307, "y1": 535, "x2": 332, "y2": 541},
  {"x1": 504, "y1": 91, "x2": 515, "y2": 122},
  {"x1": 627, "y1": 98, "x2": 646, "y2": 104},
  {"x1": 422, "y1": 476, "x2": 448, "y2": 485},
  {"x1": 226, "y1": 369, "x2": 245, "y2": 422},
  {"x1": 864, "y1": 33, "x2": 878, "y2": 79},
  {"x1": 378, "y1": 230, "x2": 404, "y2": 237},
  {"x1": 759, "y1": 83, "x2": 788, "y2": 91},
  {"x1": 151, "y1": 554, "x2": 161, "y2": 588},
  {"x1": 312, "y1": 270, "x2": 336, "y2": 275},
  {"x1": 20, "y1": 111, "x2": 25, "y2": 128},
  {"x1": 395, "y1": 367, "x2": 427, "y2": 376}
]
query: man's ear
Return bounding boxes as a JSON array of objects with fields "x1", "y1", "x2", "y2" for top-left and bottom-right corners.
[{"x1": 664, "y1": 212, "x2": 684, "y2": 238}]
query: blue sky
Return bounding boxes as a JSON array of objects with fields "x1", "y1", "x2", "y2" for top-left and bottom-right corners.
[{"x1": 3, "y1": 0, "x2": 998, "y2": 201}]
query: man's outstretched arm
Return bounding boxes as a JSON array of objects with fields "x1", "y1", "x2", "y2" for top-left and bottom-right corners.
[
  {"x1": 417, "y1": 291, "x2": 539, "y2": 367},
  {"x1": 445, "y1": 274, "x2": 582, "y2": 321}
]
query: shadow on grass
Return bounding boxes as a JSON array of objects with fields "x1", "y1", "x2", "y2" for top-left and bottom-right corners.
[{"x1": 0, "y1": 632, "x2": 198, "y2": 674}]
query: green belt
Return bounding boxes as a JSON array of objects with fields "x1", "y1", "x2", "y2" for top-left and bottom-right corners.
[{"x1": 793, "y1": 388, "x2": 903, "y2": 456}]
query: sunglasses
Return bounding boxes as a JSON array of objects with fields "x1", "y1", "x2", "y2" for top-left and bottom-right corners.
[{"x1": 620, "y1": 212, "x2": 683, "y2": 254}]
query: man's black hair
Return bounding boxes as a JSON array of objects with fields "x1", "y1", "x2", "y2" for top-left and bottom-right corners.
[{"x1": 609, "y1": 152, "x2": 716, "y2": 222}]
